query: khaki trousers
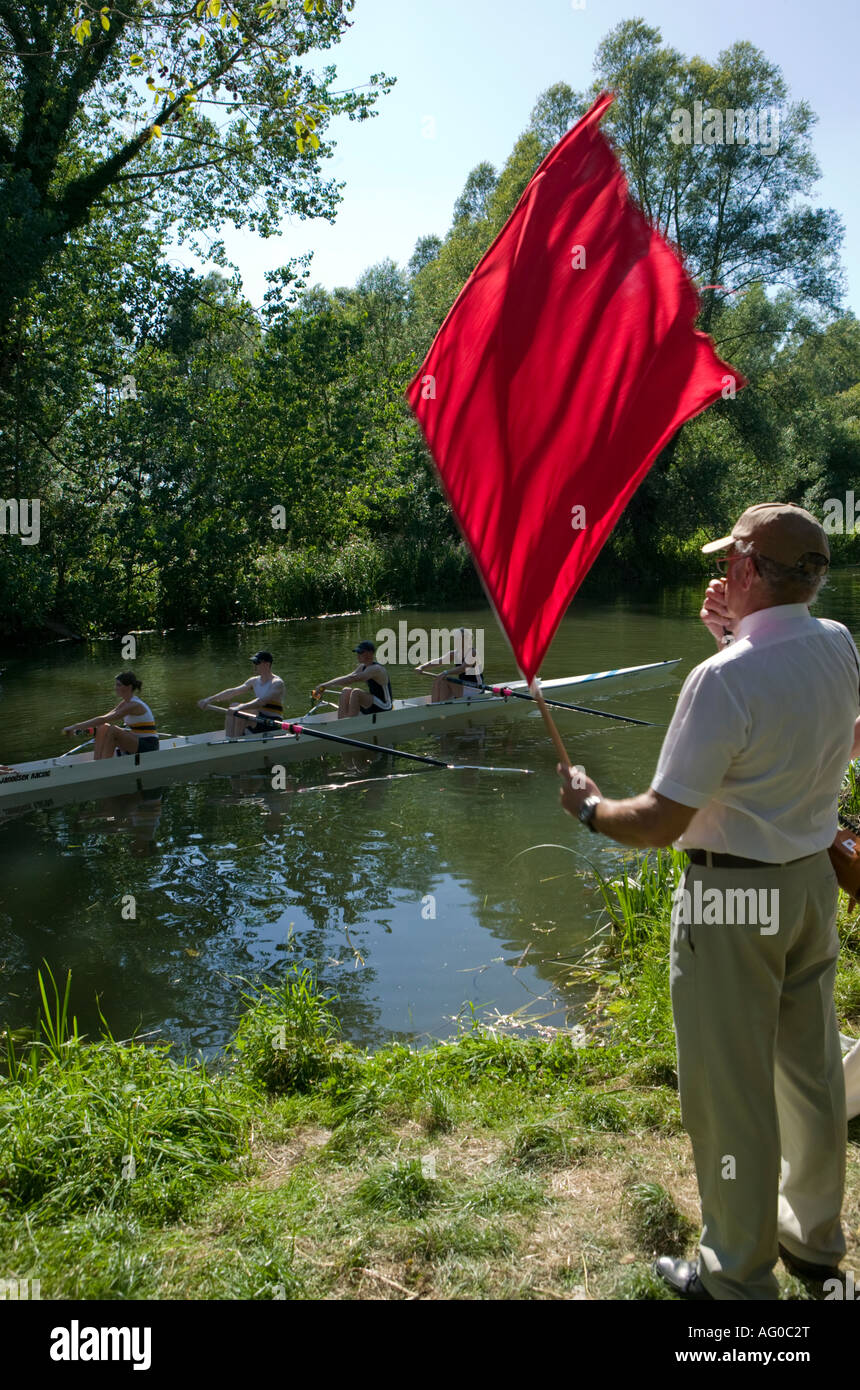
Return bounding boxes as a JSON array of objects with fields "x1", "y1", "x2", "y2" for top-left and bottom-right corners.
[{"x1": 670, "y1": 849, "x2": 846, "y2": 1300}]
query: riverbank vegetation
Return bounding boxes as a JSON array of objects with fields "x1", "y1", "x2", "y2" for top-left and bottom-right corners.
[
  {"x1": 1, "y1": 16, "x2": 859, "y2": 639},
  {"x1": 4, "y1": 846, "x2": 860, "y2": 1301}
]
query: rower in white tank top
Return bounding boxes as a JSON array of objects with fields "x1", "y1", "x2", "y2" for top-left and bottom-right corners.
[
  {"x1": 123, "y1": 698, "x2": 157, "y2": 733},
  {"x1": 61, "y1": 672, "x2": 160, "y2": 760},
  {"x1": 198, "y1": 650, "x2": 286, "y2": 738}
]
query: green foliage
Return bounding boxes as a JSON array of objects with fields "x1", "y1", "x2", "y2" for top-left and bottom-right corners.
[
  {"x1": 355, "y1": 1159, "x2": 439, "y2": 1217},
  {"x1": 0, "y1": 968, "x2": 248, "y2": 1223},
  {"x1": 0, "y1": 20, "x2": 856, "y2": 637},
  {"x1": 593, "y1": 849, "x2": 685, "y2": 959},
  {"x1": 507, "y1": 1120, "x2": 578, "y2": 1169},
  {"x1": 625, "y1": 1181, "x2": 696, "y2": 1257},
  {"x1": 231, "y1": 966, "x2": 354, "y2": 1094}
]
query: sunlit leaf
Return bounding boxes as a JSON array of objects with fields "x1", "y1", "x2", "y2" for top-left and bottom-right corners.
[
  {"x1": 208, "y1": 0, "x2": 221, "y2": 16},
  {"x1": 152, "y1": 125, "x2": 162, "y2": 137},
  {"x1": 129, "y1": 54, "x2": 144, "y2": 66}
]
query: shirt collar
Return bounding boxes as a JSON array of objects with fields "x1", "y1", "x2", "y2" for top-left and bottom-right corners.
[{"x1": 734, "y1": 603, "x2": 811, "y2": 642}]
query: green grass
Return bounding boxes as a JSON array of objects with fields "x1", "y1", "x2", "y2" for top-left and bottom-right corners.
[
  {"x1": 4, "y1": 804, "x2": 860, "y2": 1301},
  {"x1": 625, "y1": 1181, "x2": 697, "y2": 1258}
]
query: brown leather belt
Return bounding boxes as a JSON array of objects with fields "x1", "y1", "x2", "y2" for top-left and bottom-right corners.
[{"x1": 685, "y1": 849, "x2": 817, "y2": 870}]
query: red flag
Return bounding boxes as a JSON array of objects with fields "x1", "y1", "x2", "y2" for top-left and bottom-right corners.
[{"x1": 406, "y1": 92, "x2": 745, "y2": 683}]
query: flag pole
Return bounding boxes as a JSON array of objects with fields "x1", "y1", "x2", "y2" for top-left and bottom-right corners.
[{"x1": 530, "y1": 675, "x2": 573, "y2": 770}]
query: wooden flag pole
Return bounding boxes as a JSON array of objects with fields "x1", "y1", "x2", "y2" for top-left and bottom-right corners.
[{"x1": 530, "y1": 676, "x2": 573, "y2": 770}]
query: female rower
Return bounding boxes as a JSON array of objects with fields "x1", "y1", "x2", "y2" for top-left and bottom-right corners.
[
  {"x1": 417, "y1": 628, "x2": 484, "y2": 703},
  {"x1": 62, "y1": 672, "x2": 160, "y2": 760}
]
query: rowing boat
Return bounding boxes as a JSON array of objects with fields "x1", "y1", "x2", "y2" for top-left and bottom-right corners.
[{"x1": 0, "y1": 660, "x2": 679, "y2": 810}]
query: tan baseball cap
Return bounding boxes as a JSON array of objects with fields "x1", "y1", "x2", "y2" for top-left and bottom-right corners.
[{"x1": 701, "y1": 503, "x2": 830, "y2": 569}]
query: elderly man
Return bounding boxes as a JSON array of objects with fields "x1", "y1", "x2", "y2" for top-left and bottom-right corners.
[{"x1": 560, "y1": 503, "x2": 860, "y2": 1300}]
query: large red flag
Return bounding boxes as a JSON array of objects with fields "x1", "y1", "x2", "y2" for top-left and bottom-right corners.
[{"x1": 406, "y1": 92, "x2": 745, "y2": 683}]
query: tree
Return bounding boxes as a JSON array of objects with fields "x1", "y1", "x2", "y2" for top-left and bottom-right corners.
[
  {"x1": 528, "y1": 81, "x2": 585, "y2": 155},
  {"x1": 591, "y1": 20, "x2": 844, "y2": 330},
  {"x1": 407, "y1": 234, "x2": 441, "y2": 278},
  {"x1": 452, "y1": 160, "x2": 496, "y2": 224},
  {"x1": 0, "y1": 0, "x2": 393, "y2": 345}
]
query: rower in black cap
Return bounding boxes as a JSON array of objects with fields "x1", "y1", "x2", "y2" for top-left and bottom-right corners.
[
  {"x1": 313, "y1": 640, "x2": 393, "y2": 720},
  {"x1": 198, "y1": 651, "x2": 286, "y2": 737}
]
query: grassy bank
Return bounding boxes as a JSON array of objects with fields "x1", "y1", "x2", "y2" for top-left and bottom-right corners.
[{"x1": 3, "y1": 855, "x2": 860, "y2": 1301}]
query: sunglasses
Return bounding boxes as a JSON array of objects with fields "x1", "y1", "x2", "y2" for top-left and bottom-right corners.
[{"x1": 713, "y1": 551, "x2": 753, "y2": 574}]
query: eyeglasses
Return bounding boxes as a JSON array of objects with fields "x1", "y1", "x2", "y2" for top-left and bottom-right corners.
[{"x1": 714, "y1": 551, "x2": 752, "y2": 574}]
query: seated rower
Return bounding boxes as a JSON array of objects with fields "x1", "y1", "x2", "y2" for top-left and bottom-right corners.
[
  {"x1": 314, "y1": 640, "x2": 393, "y2": 719},
  {"x1": 198, "y1": 651, "x2": 285, "y2": 737},
  {"x1": 62, "y1": 671, "x2": 159, "y2": 759},
  {"x1": 417, "y1": 628, "x2": 484, "y2": 703}
]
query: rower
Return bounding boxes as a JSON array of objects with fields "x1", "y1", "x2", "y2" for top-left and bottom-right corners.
[
  {"x1": 198, "y1": 651, "x2": 285, "y2": 737},
  {"x1": 62, "y1": 671, "x2": 160, "y2": 760},
  {"x1": 417, "y1": 628, "x2": 484, "y2": 703},
  {"x1": 314, "y1": 640, "x2": 394, "y2": 720}
]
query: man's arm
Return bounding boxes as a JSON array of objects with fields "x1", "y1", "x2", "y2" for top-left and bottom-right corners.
[
  {"x1": 360, "y1": 662, "x2": 386, "y2": 683},
  {"x1": 200, "y1": 680, "x2": 253, "y2": 707},
  {"x1": 591, "y1": 788, "x2": 697, "y2": 848},
  {"x1": 316, "y1": 667, "x2": 362, "y2": 691},
  {"x1": 559, "y1": 770, "x2": 697, "y2": 848}
]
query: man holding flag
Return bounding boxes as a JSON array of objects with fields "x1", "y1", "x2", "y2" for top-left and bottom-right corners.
[
  {"x1": 560, "y1": 502, "x2": 859, "y2": 1300},
  {"x1": 406, "y1": 94, "x2": 840, "y2": 1299}
]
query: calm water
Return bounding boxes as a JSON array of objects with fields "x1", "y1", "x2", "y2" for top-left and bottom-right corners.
[{"x1": 3, "y1": 574, "x2": 860, "y2": 1055}]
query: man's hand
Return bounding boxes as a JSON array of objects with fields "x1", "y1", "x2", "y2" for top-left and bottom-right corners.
[
  {"x1": 197, "y1": 698, "x2": 210, "y2": 710},
  {"x1": 558, "y1": 762, "x2": 602, "y2": 818},
  {"x1": 700, "y1": 577, "x2": 731, "y2": 647}
]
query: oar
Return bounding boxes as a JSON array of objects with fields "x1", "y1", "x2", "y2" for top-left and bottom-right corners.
[
  {"x1": 427, "y1": 673, "x2": 654, "y2": 727},
  {"x1": 60, "y1": 737, "x2": 95, "y2": 757},
  {"x1": 203, "y1": 704, "x2": 533, "y2": 775},
  {"x1": 59, "y1": 728, "x2": 174, "y2": 758}
]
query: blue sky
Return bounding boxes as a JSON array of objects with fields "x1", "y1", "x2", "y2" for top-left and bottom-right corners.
[{"x1": 185, "y1": 0, "x2": 860, "y2": 316}]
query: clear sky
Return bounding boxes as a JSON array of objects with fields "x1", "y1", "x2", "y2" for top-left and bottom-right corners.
[{"x1": 182, "y1": 0, "x2": 860, "y2": 316}]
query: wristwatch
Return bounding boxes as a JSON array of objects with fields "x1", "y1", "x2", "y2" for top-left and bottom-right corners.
[{"x1": 579, "y1": 795, "x2": 602, "y2": 833}]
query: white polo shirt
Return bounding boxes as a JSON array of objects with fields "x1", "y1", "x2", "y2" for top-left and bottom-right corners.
[{"x1": 651, "y1": 604, "x2": 860, "y2": 862}]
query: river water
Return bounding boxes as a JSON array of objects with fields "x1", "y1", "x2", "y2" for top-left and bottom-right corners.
[{"x1": 3, "y1": 573, "x2": 860, "y2": 1056}]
